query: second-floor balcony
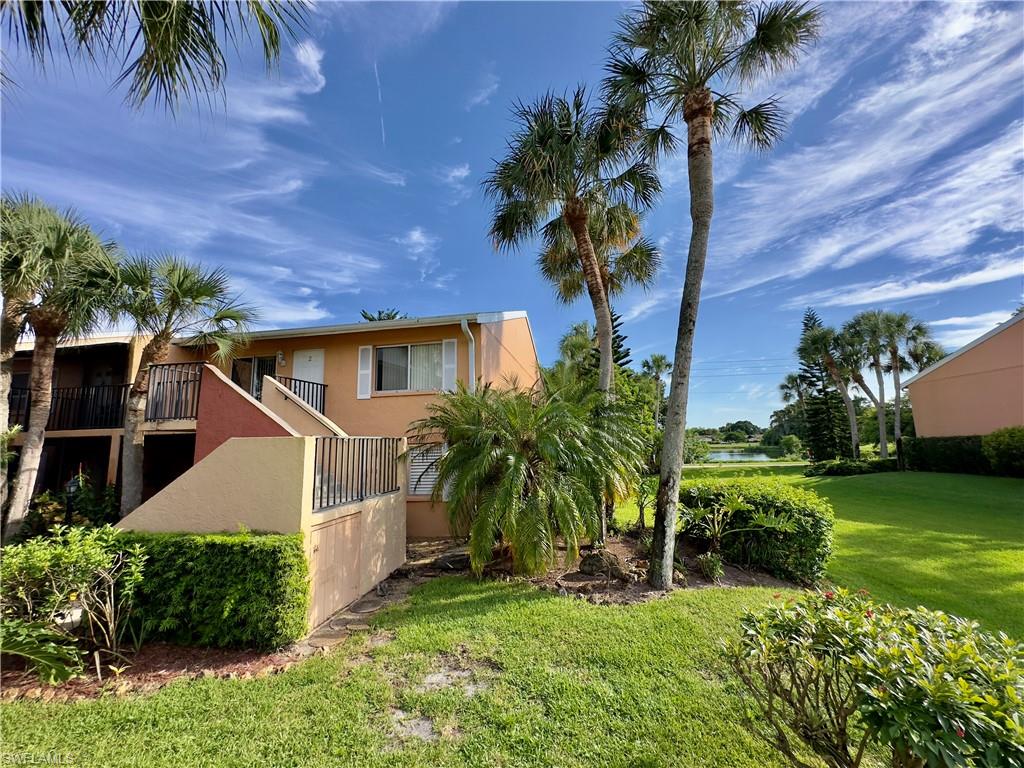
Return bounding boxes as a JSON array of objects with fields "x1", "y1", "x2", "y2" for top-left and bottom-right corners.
[{"x1": 9, "y1": 384, "x2": 130, "y2": 431}]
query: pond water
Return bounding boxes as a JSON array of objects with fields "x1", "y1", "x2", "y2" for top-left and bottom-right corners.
[{"x1": 707, "y1": 450, "x2": 773, "y2": 462}]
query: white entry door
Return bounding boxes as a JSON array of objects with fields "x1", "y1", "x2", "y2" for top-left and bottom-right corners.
[{"x1": 292, "y1": 349, "x2": 325, "y2": 384}]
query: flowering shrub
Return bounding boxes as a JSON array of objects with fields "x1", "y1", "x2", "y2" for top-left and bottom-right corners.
[{"x1": 730, "y1": 590, "x2": 1024, "y2": 768}]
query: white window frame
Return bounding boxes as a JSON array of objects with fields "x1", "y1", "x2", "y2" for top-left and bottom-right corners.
[{"x1": 374, "y1": 342, "x2": 443, "y2": 394}]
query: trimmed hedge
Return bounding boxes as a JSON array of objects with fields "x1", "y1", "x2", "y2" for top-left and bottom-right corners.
[
  {"x1": 981, "y1": 426, "x2": 1024, "y2": 478},
  {"x1": 679, "y1": 478, "x2": 834, "y2": 585},
  {"x1": 902, "y1": 435, "x2": 990, "y2": 475},
  {"x1": 803, "y1": 458, "x2": 898, "y2": 477},
  {"x1": 121, "y1": 531, "x2": 309, "y2": 649}
]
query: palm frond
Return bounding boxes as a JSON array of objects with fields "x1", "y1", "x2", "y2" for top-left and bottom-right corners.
[
  {"x1": 730, "y1": 97, "x2": 787, "y2": 151},
  {"x1": 733, "y1": 1, "x2": 823, "y2": 83}
]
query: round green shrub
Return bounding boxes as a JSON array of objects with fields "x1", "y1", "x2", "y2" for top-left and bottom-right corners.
[
  {"x1": 981, "y1": 426, "x2": 1024, "y2": 478},
  {"x1": 679, "y1": 477, "x2": 833, "y2": 584},
  {"x1": 731, "y1": 589, "x2": 1024, "y2": 768}
]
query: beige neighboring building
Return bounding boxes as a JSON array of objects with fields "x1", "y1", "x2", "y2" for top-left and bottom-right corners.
[{"x1": 903, "y1": 312, "x2": 1024, "y2": 437}]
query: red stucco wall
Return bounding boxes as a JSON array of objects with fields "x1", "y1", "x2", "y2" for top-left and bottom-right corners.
[{"x1": 194, "y1": 366, "x2": 292, "y2": 462}]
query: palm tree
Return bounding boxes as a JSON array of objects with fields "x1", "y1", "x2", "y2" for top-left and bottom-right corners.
[
  {"x1": 408, "y1": 379, "x2": 644, "y2": 575},
  {"x1": 883, "y1": 313, "x2": 933, "y2": 449},
  {"x1": 360, "y1": 308, "x2": 407, "y2": 322},
  {"x1": 0, "y1": 194, "x2": 50, "y2": 511},
  {"x1": 118, "y1": 256, "x2": 255, "y2": 515},
  {"x1": 558, "y1": 321, "x2": 597, "y2": 371},
  {"x1": 907, "y1": 338, "x2": 945, "y2": 371},
  {"x1": 484, "y1": 88, "x2": 660, "y2": 395},
  {"x1": 538, "y1": 202, "x2": 660, "y2": 306},
  {"x1": 4, "y1": 206, "x2": 120, "y2": 540},
  {"x1": 605, "y1": 0, "x2": 822, "y2": 589},
  {"x1": 641, "y1": 353, "x2": 672, "y2": 428},
  {"x1": 847, "y1": 310, "x2": 890, "y2": 458},
  {"x1": 1, "y1": 1, "x2": 307, "y2": 111},
  {"x1": 778, "y1": 372, "x2": 805, "y2": 414},
  {"x1": 798, "y1": 323, "x2": 859, "y2": 458}
]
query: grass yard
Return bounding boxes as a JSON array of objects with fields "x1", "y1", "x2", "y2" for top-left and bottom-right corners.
[
  {"x1": 3, "y1": 468, "x2": 1019, "y2": 766},
  {"x1": 625, "y1": 465, "x2": 1024, "y2": 637},
  {"x1": 2, "y1": 580, "x2": 817, "y2": 768}
]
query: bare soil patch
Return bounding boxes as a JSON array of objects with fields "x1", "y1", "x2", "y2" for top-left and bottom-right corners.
[{"x1": 0, "y1": 642, "x2": 310, "y2": 702}]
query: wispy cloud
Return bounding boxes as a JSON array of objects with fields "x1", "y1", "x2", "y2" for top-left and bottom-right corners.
[
  {"x1": 328, "y1": 2, "x2": 454, "y2": 61},
  {"x1": 635, "y1": 2, "x2": 1024, "y2": 319},
  {"x1": 928, "y1": 310, "x2": 1017, "y2": 350},
  {"x1": 437, "y1": 162, "x2": 472, "y2": 204},
  {"x1": 466, "y1": 67, "x2": 500, "y2": 110},
  {"x1": 394, "y1": 226, "x2": 440, "y2": 256},
  {"x1": 786, "y1": 253, "x2": 1023, "y2": 309},
  {"x1": 373, "y1": 59, "x2": 386, "y2": 148}
]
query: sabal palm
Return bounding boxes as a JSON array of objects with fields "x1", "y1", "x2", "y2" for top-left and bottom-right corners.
[
  {"x1": 778, "y1": 372, "x2": 805, "y2": 411},
  {"x1": 538, "y1": 202, "x2": 660, "y2": 305},
  {"x1": 882, "y1": 312, "x2": 931, "y2": 446},
  {"x1": 558, "y1": 321, "x2": 597, "y2": 371},
  {"x1": 907, "y1": 338, "x2": 945, "y2": 371},
  {"x1": 605, "y1": 0, "x2": 822, "y2": 588},
  {"x1": 484, "y1": 87, "x2": 660, "y2": 394},
  {"x1": 798, "y1": 324, "x2": 859, "y2": 458},
  {"x1": 0, "y1": 195, "x2": 52, "y2": 515},
  {"x1": 409, "y1": 380, "x2": 644, "y2": 575},
  {"x1": 3, "y1": 203, "x2": 120, "y2": 539},
  {"x1": 846, "y1": 310, "x2": 890, "y2": 458},
  {"x1": 118, "y1": 255, "x2": 255, "y2": 515},
  {"x1": 641, "y1": 353, "x2": 672, "y2": 428},
  {"x1": 1, "y1": 0, "x2": 307, "y2": 110}
]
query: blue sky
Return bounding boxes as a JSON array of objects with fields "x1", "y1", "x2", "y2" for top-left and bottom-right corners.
[{"x1": 2, "y1": 1, "x2": 1022, "y2": 427}]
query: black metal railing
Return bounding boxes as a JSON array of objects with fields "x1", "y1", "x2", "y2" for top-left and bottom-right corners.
[
  {"x1": 7, "y1": 384, "x2": 130, "y2": 430},
  {"x1": 145, "y1": 363, "x2": 203, "y2": 421},
  {"x1": 312, "y1": 436, "x2": 401, "y2": 511},
  {"x1": 274, "y1": 375, "x2": 327, "y2": 414}
]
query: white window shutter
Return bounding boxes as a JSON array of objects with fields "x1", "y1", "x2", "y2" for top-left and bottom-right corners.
[
  {"x1": 408, "y1": 444, "x2": 446, "y2": 497},
  {"x1": 357, "y1": 346, "x2": 373, "y2": 399},
  {"x1": 441, "y1": 339, "x2": 458, "y2": 391}
]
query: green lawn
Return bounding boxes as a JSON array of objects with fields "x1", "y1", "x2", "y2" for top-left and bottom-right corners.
[
  {"x1": 3, "y1": 468, "x2": 1020, "y2": 765},
  {"x1": 3, "y1": 581, "x2": 819, "y2": 768},
  {"x1": 641, "y1": 465, "x2": 1024, "y2": 637}
]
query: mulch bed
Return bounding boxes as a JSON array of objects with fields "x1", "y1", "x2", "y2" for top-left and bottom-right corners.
[{"x1": 1, "y1": 642, "x2": 311, "y2": 702}]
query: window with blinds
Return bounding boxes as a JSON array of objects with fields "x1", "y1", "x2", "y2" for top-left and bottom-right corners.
[
  {"x1": 408, "y1": 443, "x2": 445, "y2": 496},
  {"x1": 375, "y1": 342, "x2": 442, "y2": 392}
]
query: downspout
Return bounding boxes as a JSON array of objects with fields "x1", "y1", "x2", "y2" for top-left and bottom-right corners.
[{"x1": 460, "y1": 319, "x2": 476, "y2": 393}]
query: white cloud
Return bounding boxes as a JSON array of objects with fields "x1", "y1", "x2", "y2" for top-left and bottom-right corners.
[
  {"x1": 787, "y1": 253, "x2": 1023, "y2": 309},
  {"x1": 328, "y1": 2, "x2": 454, "y2": 61},
  {"x1": 466, "y1": 69, "x2": 500, "y2": 110},
  {"x1": 928, "y1": 310, "x2": 1016, "y2": 349},
  {"x1": 394, "y1": 226, "x2": 440, "y2": 256},
  {"x1": 636, "y1": 2, "x2": 1024, "y2": 317},
  {"x1": 294, "y1": 40, "x2": 326, "y2": 93},
  {"x1": 437, "y1": 163, "x2": 472, "y2": 204}
]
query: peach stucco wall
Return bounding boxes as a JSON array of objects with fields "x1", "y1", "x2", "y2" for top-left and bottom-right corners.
[
  {"x1": 260, "y1": 376, "x2": 346, "y2": 437},
  {"x1": 479, "y1": 316, "x2": 540, "y2": 389},
  {"x1": 119, "y1": 436, "x2": 313, "y2": 534},
  {"x1": 193, "y1": 366, "x2": 296, "y2": 462},
  {"x1": 907, "y1": 319, "x2": 1024, "y2": 437}
]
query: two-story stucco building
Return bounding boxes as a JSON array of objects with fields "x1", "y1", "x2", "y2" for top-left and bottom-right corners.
[{"x1": 10, "y1": 310, "x2": 539, "y2": 538}]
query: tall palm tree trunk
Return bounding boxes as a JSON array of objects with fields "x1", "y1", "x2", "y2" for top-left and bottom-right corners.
[
  {"x1": 564, "y1": 204, "x2": 614, "y2": 395},
  {"x1": 890, "y1": 348, "x2": 905, "y2": 469},
  {"x1": 874, "y1": 361, "x2": 888, "y2": 459},
  {"x1": 650, "y1": 89, "x2": 714, "y2": 591},
  {"x1": 0, "y1": 308, "x2": 22, "y2": 514},
  {"x1": 4, "y1": 326, "x2": 59, "y2": 540},
  {"x1": 825, "y1": 360, "x2": 860, "y2": 458},
  {"x1": 120, "y1": 336, "x2": 169, "y2": 516}
]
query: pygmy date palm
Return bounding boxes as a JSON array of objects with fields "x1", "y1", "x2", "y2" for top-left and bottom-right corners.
[
  {"x1": 485, "y1": 87, "x2": 660, "y2": 394},
  {"x1": 605, "y1": 0, "x2": 822, "y2": 588},
  {"x1": 118, "y1": 256, "x2": 254, "y2": 515},
  {"x1": 0, "y1": 0, "x2": 307, "y2": 110},
  {"x1": 409, "y1": 380, "x2": 645, "y2": 576}
]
